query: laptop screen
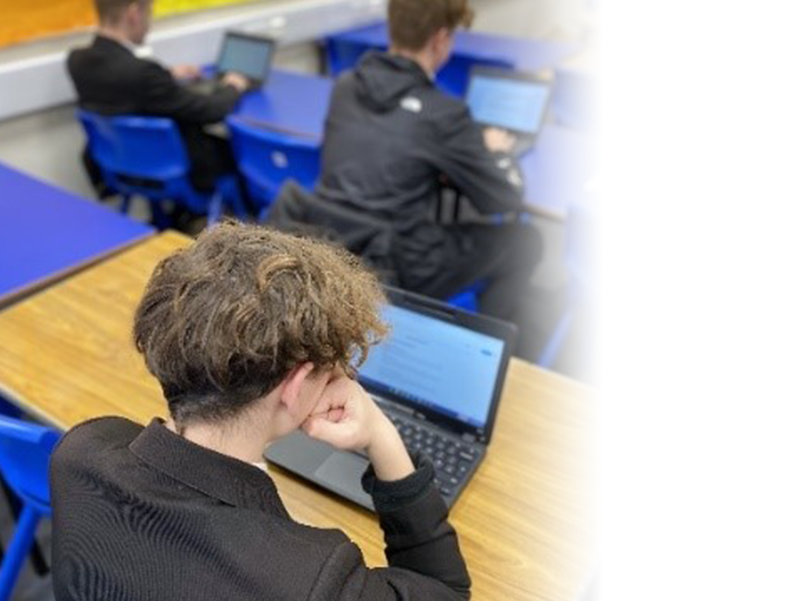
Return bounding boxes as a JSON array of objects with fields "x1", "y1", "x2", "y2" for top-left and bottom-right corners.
[
  {"x1": 217, "y1": 34, "x2": 274, "y2": 82},
  {"x1": 467, "y1": 73, "x2": 550, "y2": 135},
  {"x1": 357, "y1": 305, "x2": 505, "y2": 430}
]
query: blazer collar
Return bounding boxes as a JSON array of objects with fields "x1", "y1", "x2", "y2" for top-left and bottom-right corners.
[
  {"x1": 129, "y1": 418, "x2": 288, "y2": 516},
  {"x1": 93, "y1": 34, "x2": 136, "y2": 55}
]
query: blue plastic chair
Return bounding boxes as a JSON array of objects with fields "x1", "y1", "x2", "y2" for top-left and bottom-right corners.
[
  {"x1": 0, "y1": 416, "x2": 60, "y2": 601},
  {"x1": 447, "y1": 281, "x2": 486, "y2": 313},
  {"x1": 227, "y1": 118, "x2": 321, "y2": 220},
  {"x1": 325, "y1": 36, "x2": 375, "y2": 77},
  {"x1": 78, "y1": 111, "x2": 247, "y2": 229}
]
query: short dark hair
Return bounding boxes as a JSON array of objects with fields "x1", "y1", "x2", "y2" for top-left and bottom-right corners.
[
  {"x1": 388, "y1": 0, "x2": 474, "y2": 51},
  {"x1": 133, "y1": 222, "x2": 388, "y2": 426},
  {"x1": 94, "y1": 0, "x2": 147, "y2": 24}
]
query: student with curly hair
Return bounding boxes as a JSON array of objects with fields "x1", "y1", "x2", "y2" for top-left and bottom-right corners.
[{"x1": 50, "y1": 222, "x2": 470, "y2": 600}]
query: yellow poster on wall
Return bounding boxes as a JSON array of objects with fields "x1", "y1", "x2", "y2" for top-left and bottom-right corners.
[{"x1": 0, "y1": 0, "x2": 259, "y2": 49}]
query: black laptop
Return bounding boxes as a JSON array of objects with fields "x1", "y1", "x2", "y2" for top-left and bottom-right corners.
[
  {"x1": 465, "y1": 66, "x2": 552, "y2": 157},
  {"x1": 264, "y1": 286, "x2": 517, "y2": 511},
  {"x1": 190, "y1": 31, "x2": 276, "y2": 94}
]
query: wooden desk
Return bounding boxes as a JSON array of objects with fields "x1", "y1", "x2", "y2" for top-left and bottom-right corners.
[{"x1": 0, "y1": 231, "x2": 593, "y2": 601}]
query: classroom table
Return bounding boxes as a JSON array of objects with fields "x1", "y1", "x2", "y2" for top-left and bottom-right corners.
[
  {"x1": 520, "y1": 125, "x2": 594, "y2": 220},
  {"x1": 233, "y1": 70, "x2": 334, "y2": 141},
  {"x1": 0, "y1": 163, "x2": 154, "y2": 308},
  {"x1": 0, "y1": 230, "x2": 594, "y2": 601},
  {"x1": 326, "y1": 21, "x2": 582, "y2": 79},
  {"x1": 238, "y1": 70, "x2": 590, "y2": 219}
]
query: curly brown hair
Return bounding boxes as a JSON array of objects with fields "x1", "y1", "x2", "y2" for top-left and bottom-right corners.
[
  {"x1": 389, "y1": 0, "x2": 474, "y2": 51},
  {"x1": 133, "y1": 222, "x2": 388, "y2": 426}
]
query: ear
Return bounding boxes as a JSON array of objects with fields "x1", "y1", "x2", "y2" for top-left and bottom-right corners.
[
  {"x1": 432, "y1": 27, "x2": 451, "y2": 48},
  {"x1": 279, "y1": 362, "x2": 316, "y2": 416}
]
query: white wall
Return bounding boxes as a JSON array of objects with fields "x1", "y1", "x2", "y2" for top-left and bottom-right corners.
[{"x1": 472, "y1": 0, "x2": 593, "y2": 41}]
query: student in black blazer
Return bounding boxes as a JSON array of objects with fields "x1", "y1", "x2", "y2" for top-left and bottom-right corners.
[
  {"x1": 68, "y1": 0, "x2": 250, "y2": 195},
  {"x1": 50, "y1": 222, "x2": 471, "y2": 600}
]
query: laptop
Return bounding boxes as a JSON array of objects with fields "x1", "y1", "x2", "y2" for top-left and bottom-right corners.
[
  {"x1": 264, "y1": 286, "x2": 517, "y2": 511},
  {"x1": 466, "y1": 66, "x2": 552, "y2": 157},
  {"x1": 189, "y1": 31, "x2": 276, "y2": 94}
]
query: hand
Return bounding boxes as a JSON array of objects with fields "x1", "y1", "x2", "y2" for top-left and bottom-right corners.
[
  {"x1": 170, "y1": 64, "x2": 201, "y2": 81},
  {"x1": 483, "y1": 127, "x2": 517, "y2": 153},
  {"x1": 302, "y1": 374, "x2": 414, "y2": 481},
  {"x1": 221, "y1": 72, "x2": 250, "y2": 93},
  {"x1": 302, "y1": 374, "x2": 383, "y2": 451}
]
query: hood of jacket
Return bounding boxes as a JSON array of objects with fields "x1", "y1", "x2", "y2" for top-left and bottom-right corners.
[{"x1": 353, "y1": 52, "x2": 432, "y2": 113}]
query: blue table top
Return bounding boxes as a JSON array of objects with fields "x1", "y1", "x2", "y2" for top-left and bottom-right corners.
[
  {"x1": 518, "y1": 125, "x2": 594, "y2": 219},
  {"x1": 0, "y1": 163, "x2": 154, "y2": 305},
  {"x1": 235, "y1": 70, "x2": 334, "y2": 140},
  {"x1": 328, "y1": 22, "x2": 581, "y2": 72}
]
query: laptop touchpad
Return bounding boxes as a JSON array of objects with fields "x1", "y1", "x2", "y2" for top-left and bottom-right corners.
[{"x1": 314, "y1": 452, "x2": 373, "y2": 509}]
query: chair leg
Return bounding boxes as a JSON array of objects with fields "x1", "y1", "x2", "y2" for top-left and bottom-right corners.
[
  {"x1": 149, "y1": 202, "x2": 171, "y2": 231},
  {"x1": 0, "y1": 505, "x2": 43, "y2": 601},
  {"x1": 218, "y1": 177, "x2": 248, "y2": 220},
  {"x1": 0, "y1": 477, "x2": 48, "y2": 577},
  {"x1": 207, "y1": 192, "x2": 223, "y2": 226},
  {"x1": 257, "y1": 204, "x2": 272, "y2": 222},
  {"x1": 120, "y1": 194, "x2": 132, "y2": 215}
]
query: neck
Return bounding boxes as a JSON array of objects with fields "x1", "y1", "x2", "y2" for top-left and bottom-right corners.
[
  {"x1": 390, "y1": 47, "x2": 437, "y2": 78},
  {"x1": 166, "y1": 411, "x2": 274, "y2": 464},
  {"x1": 98, "y1": 25, "x2": 135, "y2": 47}
]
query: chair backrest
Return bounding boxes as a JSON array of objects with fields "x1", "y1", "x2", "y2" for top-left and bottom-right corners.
[
  {"x1": 78, "y1": 110, "x2": 190, "y2": 182},
  {"x1": 324, "y1": 37, "x2": 375, "y2": 76},
  {"x1": 228, "y1": 118, "x2": 321, "y2": 208},
  {"x1": 0, "y1": 415, "x2": 59, "y2": 511}
]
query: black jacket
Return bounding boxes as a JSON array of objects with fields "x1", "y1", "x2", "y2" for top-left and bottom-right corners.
[
  {"x1": 50, "y1": 417, "x2": 471, "y2": 601},
  {"x1": 67, "y1": 36, "x2": 242, "y2": 190},
  {"x1": 316, "y1": 52, "x2": 524, "y2": 286}
]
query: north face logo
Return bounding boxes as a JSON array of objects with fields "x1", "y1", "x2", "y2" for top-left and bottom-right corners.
[{"x1": 400, "y1": 96, "x2": 422, "y2": 113}]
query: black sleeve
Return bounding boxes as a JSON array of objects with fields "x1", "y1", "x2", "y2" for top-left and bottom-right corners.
[
  {"x1": 432, "y1": 103, "x2": 525, "y2": 215},
  {"x1": 309, "y1": 454, "x2": 471, "y2": 601},
  {"x1": 137, "y1": 60, "x2": 242, "y2": 124}
]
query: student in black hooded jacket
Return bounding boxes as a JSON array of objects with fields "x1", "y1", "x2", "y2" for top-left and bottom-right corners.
[{"x1": 316, "y1": 0, "x2": 543, "y2": 337}]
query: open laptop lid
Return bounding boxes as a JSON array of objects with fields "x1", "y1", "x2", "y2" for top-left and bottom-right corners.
[
  {"x1": 215, "y1": 31, "x2": 276, "y2": 86},
  {"x1": 356, "y1": 287, "x2": 517, "y2": 445},
  {"x1": 466, "y1": 66, "x2": 552, "y2": 140}
]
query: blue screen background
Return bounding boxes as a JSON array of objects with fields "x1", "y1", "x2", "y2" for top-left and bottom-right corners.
[
  {"x1": 467, "y1": 76, "x2": 550, "y2": 134},
  {"x1": 357, "y1": 305, "x2": 504, "y2": 429}
]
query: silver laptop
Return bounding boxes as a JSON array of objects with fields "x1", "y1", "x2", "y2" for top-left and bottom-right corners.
[
  {"x1": 190, "y1": 31, "x2": 276, "y2": 94},
  {"x1": 466, "y1": 66, "x2": 552, "y2": 157},
  {"x1": 264, "y1": 286, "x2": 517, "y2": 511}
]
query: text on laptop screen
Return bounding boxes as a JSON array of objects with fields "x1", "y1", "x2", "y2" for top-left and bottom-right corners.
[
  {"x1": 218, "y1": 36, "x2": 273, "y2": 81},
  {"x1": 357, "y1": 305, "x2": 504, "y2": 429},
  {"x1": 467, "y1": 75, "x2": 550, "y2": 134}
]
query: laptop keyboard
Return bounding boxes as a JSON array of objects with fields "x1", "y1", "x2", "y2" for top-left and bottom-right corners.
[{"x1": 386, "y1": 412, "x2": 478, "y2": 497}]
